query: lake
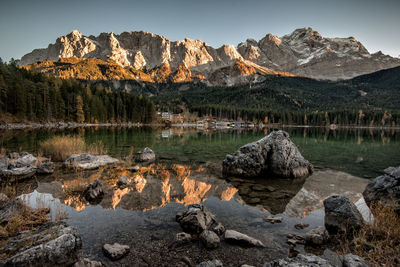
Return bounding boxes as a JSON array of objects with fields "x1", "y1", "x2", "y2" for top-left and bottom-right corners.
[{"x1": 2, "y1": 126, "x2": 400, "y2": 266}]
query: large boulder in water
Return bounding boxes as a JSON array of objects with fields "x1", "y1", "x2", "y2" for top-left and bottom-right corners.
[
  {"x1": 363, "y1": 166, "x2": 400, "y2": 215},
  {"x1": 222, "y1": 130, "x2": 313, "y2": 178}
]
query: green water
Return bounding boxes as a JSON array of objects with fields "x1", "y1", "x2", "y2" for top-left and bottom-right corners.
[{"x1": 1, "y1": 126, "x2": 399, "y2": 177}]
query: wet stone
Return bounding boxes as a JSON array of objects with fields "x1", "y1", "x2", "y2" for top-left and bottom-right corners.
[
  {"x1": 294, "y1": 223, "x2": 309, "y2": 230},
  {"x1": 200, "y1": 230, "x2": 220, "y2": 249},
  {"x1": 263, "y1": 215, "x2": 283, "y2": 224},
  {"x1": 102, "y1": 243, "x2": 130, "y2": 260}
]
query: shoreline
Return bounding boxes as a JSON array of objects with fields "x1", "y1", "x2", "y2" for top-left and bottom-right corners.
[{"x1": 1, "y1": 121, "x2": 400, "y2": 131}]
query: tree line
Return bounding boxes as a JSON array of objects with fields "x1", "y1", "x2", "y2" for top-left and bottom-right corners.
[{"x1": 0, "y1": 60, "x2": 155, "y2": 123}]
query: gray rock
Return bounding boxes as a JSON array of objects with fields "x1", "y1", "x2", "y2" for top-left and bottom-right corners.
[
  {"x1": 363, "y1": 166, "x2": 400, "y2": 214},
  {"x1": 224, "y1": 229, "x2": 265, "y2": 247},
  {"x1": 7, "y1": 152, "x2": 20, "y2": 159},
  {"x1": 137, "y1": 147, "x2": 155, "y2": 162},
  {"x1": 342, "y1": 254, "x2": 369, "y2": 267},
  {"x1": 9, "y1": 153, "x2": 37, "y2": 168},
  {"x1": 64, "y1": 153, "x2": 119, "y2": 170},
  {"x1": 305, "y1": 226, "x2": 329, "y2": 245},
  {"x1": 0, "y1": 157, "x2": 9, "y2": 170},
  {"x1": 222, "y1": 130, "x2": 313, "y2": 179},
  {"x1": 0, "y1": 199, "x2": 24, "y2": 223},
  {"x1": 116, "y1": 175, "x2": 130, "y2": 188},
  {"x1": 175, "y1": 232, "x2": 192, "y2": 244},
  {"x1": 323, "y1": 195, "x2": 364, "y2": 235},
  {"x1": 74, "y1": 258, "x2": 103, "y2": 267},
  {"x1": 84, "y1": 180, "x2": 104, "y2": 202},
  {"x1": 0, "y1": 222, "x2": 82, "y2": 267},
  {"x1": 294, "y1": 223, "x2": 309, "y2": 230},
  {"x1": 263, "y1": 254, "x2": 333, "y2": 267},
  {"x1": 200, "y1": 230, "x2": 220, "y2": 249},
  {"x1": 176, "y1": 204, "x2": 216, "y2": 234},
  {"x1": 263, "y1": 215, "x2": 283, "y2": 223},
  {"x1": 212, "y1": 223, "x2": 225, "y2": 236},
  {"x1": 102, "y1": 243, "x2": 130, "y2": 260},
  {"x1": 0, "y1": 165, "x2": 37, "y2": 180},
  {"x1": 0, "y1": 193, "x2": 9, "y2": 207},
  {"x1": 36, "y1": 162, "x2": 55, "y2": 174},
  {"x1": 197, "y1": 259, "x2": 223, "y2": 267}
]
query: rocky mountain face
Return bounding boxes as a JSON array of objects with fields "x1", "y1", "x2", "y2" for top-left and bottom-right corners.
[{"x1": 20, "y1": 28, "x2": 400, "y2": 83}]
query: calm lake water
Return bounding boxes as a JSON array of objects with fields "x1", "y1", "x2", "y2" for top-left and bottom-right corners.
[{"x1": 2, "y1": 126, "x2": 400, "y2": 266}]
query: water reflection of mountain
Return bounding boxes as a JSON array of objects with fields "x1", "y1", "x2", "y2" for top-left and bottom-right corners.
[{"x1": 35, "y1": 164, "x2": 239, "y2": 212}]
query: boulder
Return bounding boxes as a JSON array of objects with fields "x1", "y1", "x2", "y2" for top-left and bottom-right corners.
[
  {"x1": 224, "y1": 229, "x2": 265, "y2": 247},
  {"x1": 222, "y1": 131, "x2": 313, "y2": 179},
  {"x1": 323, "y1": 195, "x2": 364, "y2": 235},
  {"x1": 0, "y1": 222, "x2": 82, "y2": 267},
  {"x1": 8, "y1": 153, "x2": 37, "y2": 168},
  {"x1": 198, "y1": 259, "x2": 223, "y2": 267},
  {"x1": 305, "y1": 226, "x2": 329, "y2": 246},
  {"x1": 74, "y1": 258, "x2": 103, "y2": 267},
  {"x1": 102, "y1": 243, "x2": 130, "y2": 260},
  {"x1": 363, "y1": 166, "x2": 400, "y2": 214},
  {"x1": 263, "y1": 254, "x2": 333, "y2": 267},
  {"x1": 200, "y1": 230, "x2": 220, "y2": 249},
  {"x1": 36, "y1": 162, "x2": 55, "y2": 174},
  {"x1": 137, "y1": 147, "x2": 155, "y2": 162},
  {"x1": 176, "y1": 204, "x2": 216, "y2": 234},
  {"x1": 0, "y1": 165, "x2": 37, "y2": 180},
  {"x1": 83, "y1": 180, "x2": 104, "y2": 202},
  {"x1": 342, "y1": 254, "x2": 369, "y2": 267},
  {"x1": 64, "y1": 154, "x2": 119, "y2": 169},
  {"x1": 0, "y1": 157, "x2": 9, "y2": 170}
]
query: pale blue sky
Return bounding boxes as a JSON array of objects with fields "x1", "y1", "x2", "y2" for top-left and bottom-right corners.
[{"x1": 0, "y1": 0, "x2": 399, "y2": 61}]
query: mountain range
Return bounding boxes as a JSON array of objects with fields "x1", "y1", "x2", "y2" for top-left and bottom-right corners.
[{"x1": 19, "y1": 28, "x2": 400, "y2": 85}]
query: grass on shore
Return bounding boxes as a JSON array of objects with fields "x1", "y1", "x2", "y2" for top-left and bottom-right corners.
[
  {"x1": 339, "y1": 202, "x2": 400, "y2": 266},
  {"x1": 39, "y1": 136, "x2": 106, "y2": 161}
]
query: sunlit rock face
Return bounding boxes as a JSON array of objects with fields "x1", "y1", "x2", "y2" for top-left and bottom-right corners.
[
  {"x1": 284, "y1": 170, "x2": 369, "y2": 218},
  {"x1": 20, "y1": 27, "x2": 400, "y2": 81},
  {"x1": 34, "y1": 164, "x2": 238, "y2": 212}
]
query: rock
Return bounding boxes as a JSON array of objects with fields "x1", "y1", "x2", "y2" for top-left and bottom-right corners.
[
  {"x1": 0, "y1": 157, "x2": 9, "y2": 170},
  {"x1": 0, "y1": 199, "x2": 24, "y2": 223},
  {"x1": 197, "y1": 259, "x2": 223, "y2": 267},
  {"x1": 263, "y1": 215, "x2": 283, "y2": 224},
  {"x1": 127, "y1": 165, "x2": 140, "y2": 172},
  {"x1": 263, "y1": 254, "x2": 334, "y2": 267},
  {"x1": 175, "y1": 232, "x2": 192, "y2": 244},
  {"x1": 137, "y1": 147, "x2": 155, "y2": 162},
  {"x1": 200, "y1": 230, "x2": 220, "y2": 249},
  {"x1": 323, "y1": 195, "x2": 364, "y2": 235},
  {"x1": 0, "y1": 193, "x2": 9, "y2": 207},
  {"x1": 74, "y1": 258, "x2": 103, "y2": 267},
  {"x1": 84, "y1": 180, "x2": 104, "y2": 202},
  {"x1": 224, "y1": 229, "x2": 265, "y2": 247},
  {"x1": 116, "y1": 175, "x2": 130, "y2": 188},
  {"x1": 36, "y1": 162, "x2": 55, "y2": 174},
  {"x1": 305, "y1": 226, "x2": 329, "y2": 245},
  {"x1": 288, "y1": 245, "x2": 300, "y2": 258},
  {"x1": 342, "y1": 254, "x2": 369, "y2": 267},
  {"x1": 102, "y1": 243, "x2": 130, "y2": 260},
  {"x1": 7, "y1": 152, "x2": 20, "y2": 159},
  {"x1": 64, "y1": 154, "x2": 119, "y2": 169},
  {"x1": 176, "y1": 204, "x2": 216, "y2": 234},
  {"x1": 212, "y1": 223, "x2": 225, "y2": 236},
  {"x1": 363, "y1": 166, "x2": 400, "y2": 214},
  {"x1": 294, "y1": 223, "x2": 309, "y2": 230},
  {"x1": 9, "y1": 153, "x2": 37, "y2": 168},
  {"x1": 222, "y1": 131, "x2": 313, "y2": 179},
  {"x1": 0, "y1": 222, "x2": 82, "y2": 266},
  {"x1": 0, "y1": 165, "x2": 37, "y2": 180},
  {"x1": 286, "y1": 233, "x2": 305, "y2": 245}
]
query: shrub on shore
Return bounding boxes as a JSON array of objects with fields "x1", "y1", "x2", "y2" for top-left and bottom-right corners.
[
  {"x1": 39, "y1": 136, "x2": 106, "y2": 161},
  {"x1": 339, "y1": 202, "x2": 400, "y2": 266}
]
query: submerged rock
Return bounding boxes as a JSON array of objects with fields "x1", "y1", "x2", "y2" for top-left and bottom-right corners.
[
  {"x1": 198, "y1": 259, "x2": 223, "y2": 267},
  {"x1": 37, "y1": 162, "x2": 55, "y2": 174},
  {"x1": 222, "y1": 130, "x2": 313, "y2": 179},
  {"x1": 323, "y1": 195, "x2": 363, "y2": 235},
  {"x1": 263, "y1": 254, "x2": 333, "y2": 267},
  {"x1": 73, "y1": 258, "x2": 103, "y2": 267},
  {"x1": 224, "y1": 229, "x2": 265, "y2": 247},
  {"x1": 102, "y1": 243, "x2": 130, "y2": 260},
  {"x1": 200, "y1": 230, "x2": 220, "y2": 249},
  {"x1": 263, "y1": 215, "x2": 283, "y2": 224},
  {"x1": 342, "y1": 254, "x2": 369, "y2": 267},
  {"x1": 137, "y1": 147, "x2": 155, "y2": 162},
  {"x1": 84, "y1": 180, "x2": 104, "y2": 202},
  {"x1": 363, "y1": 166, "x2": 400, "y2": 214},
  {"x1": 176, "y1": 204, "x2": 217, "y2": 234},
  {"x1": 64, "y1": 154, "x2": 119, "y2": 169},
  {"x1": 0, "y1": 222, "x2": 82, "y2": 267},
  {"x1": 305, "y1": 226, "x2": 329, "y2": 246}
]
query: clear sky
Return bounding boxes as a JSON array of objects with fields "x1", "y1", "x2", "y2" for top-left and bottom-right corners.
[{"x1": 0, "y1": 0, "x2": 399, "y2": 62}]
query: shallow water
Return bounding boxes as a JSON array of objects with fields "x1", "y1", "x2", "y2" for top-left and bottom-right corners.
[{"x1": 4, "y1": 127, "x2": 400, "y2": 266}]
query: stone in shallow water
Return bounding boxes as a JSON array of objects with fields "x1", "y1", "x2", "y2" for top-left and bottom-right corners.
[
  {"x1": 64, "y1": 153, "x2": 119, "y2": 169},
  {"x1": 212, "y1": 223, "x2": 225, "y2": 236},
  {"x1": 224, "y1": 229, "x2": 265, "y2": 247},
  {"x1": 176, "y1": 204, "x2": 216, "y2": 234},
  {"x1": 263, "y1": 254, "x2": 334, "y2": 267},
  {"x1": 102, "y1": 243, "x2": 130, "y2": 260},
  {"x1": 73, "y1": 258, "x2": 103, "y2": 267},
  {"x1": 137, "y1": 147, "x2": 155, "y2": 162},
  {"x1": 84, "y1": 180, "x2": 104, "y2": 202},
  {"x1": 175, "y1": 232, "x2": 192, "y2": 244},
  {"x1": 263, "y1": 215, "x2": 283, "y2": 224},
  {"x1": 294, "y1": 223, "x2": 309, "y2": 230},
  {"x1": 200, "y1": 230, "x2": 220, "y2": 249},
  {"x1": 305, "y1": 226, "x2": 329, "y2": 246}
]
